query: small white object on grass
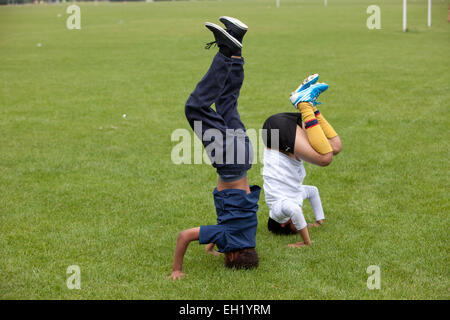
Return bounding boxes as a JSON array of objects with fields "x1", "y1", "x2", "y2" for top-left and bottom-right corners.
[
  {"x1": 57, "y1": 13, "x2": 62, "y2": 18},
  {"x1": 36, "y1": 43, "x2": 42, "y2": 47},
  {"x1": 122, "y1": 114, "x2": 127, "y2": 119}
]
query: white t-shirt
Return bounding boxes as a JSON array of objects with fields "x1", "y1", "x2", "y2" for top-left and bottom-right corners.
[
  {"x1": 263, "y1": 148, "x2": 325, "y2": 229},
  {"x1": 263, "y1": 148, "x2": 306, "y2": 208}
]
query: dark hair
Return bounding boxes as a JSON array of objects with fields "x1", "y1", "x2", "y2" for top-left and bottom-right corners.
[
  {"x1": 224, "y1": 248, "x2": 259, "y2": 269},
  {"x1": 267, "y1": 217, "x2": 296, "y2": 235}
]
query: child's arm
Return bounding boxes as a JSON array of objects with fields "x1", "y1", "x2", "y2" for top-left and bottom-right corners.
[
  {"x1": 205, "y1": 243, "x2": 222, "y2": 256},
  {"x1": 280, "y1": 202, "x2": 312, "y2": 248},
  {"x1": 288, "y1": 226, "x2": 311, "y2": 248},
  {"x1": 168, "y1": 227, "x2": 200, "y2": 281}
]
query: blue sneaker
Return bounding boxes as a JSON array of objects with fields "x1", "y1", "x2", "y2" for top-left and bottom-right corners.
[
  {"x1": 292, "y1": 73, "x2": 319, "y2": 94},
  {"x1": 290, "y1": 82, "x2": 328, "y2": 108}
]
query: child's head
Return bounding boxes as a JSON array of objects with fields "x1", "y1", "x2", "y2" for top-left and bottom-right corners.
[
  {"x1": 267, "y1": 217, "x2": 297, "y2": 235},
  {"x1": 224, "y1": 248, "x2": 259, "y2": 269}
]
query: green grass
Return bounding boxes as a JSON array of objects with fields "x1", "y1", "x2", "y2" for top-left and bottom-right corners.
[{"x1": 0, "y1": 0, "x2": 449, "y2": 299}]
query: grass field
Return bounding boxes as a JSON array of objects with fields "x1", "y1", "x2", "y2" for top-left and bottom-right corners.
[{"x1": 0, "y1": 0, "x2": 449, "y2": 300}]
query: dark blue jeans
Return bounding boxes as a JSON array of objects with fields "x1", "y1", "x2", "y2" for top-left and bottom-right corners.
[{"x1": 185, "y1": 52, "x2": 253, "y2": 181}]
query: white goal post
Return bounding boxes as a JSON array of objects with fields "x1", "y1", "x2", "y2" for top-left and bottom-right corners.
[
  {"x1": 403, "y1": 0, "x2": 432, "y2": 32},
  {"x1": 428, "y1": 0, "x2": 432, "y2": 27}
]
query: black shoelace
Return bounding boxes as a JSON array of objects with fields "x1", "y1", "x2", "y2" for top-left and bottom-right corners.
[
  {"x1": 205, "y1": 41, "x2": 217, "y2": 49},
  {"x1": 205, "y1": 29, "x2": 235, "y2": 49}
]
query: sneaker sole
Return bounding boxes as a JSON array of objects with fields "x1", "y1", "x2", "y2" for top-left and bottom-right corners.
[
  {"x1": 291, "y1": 73, "x2": 319, "y2": 97},
  {"x1": 204, "y1": 22, "x2": 243, "y2": 49},
  {"x1": 302, "y1": 73, "x2": 319, "y2": 87},
  {"x1": 296, "y1": 73, "x2": 319, "y2": 92},
  {"x1": 219, "y1": 16, "x2": 249, "y2": 31}
]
